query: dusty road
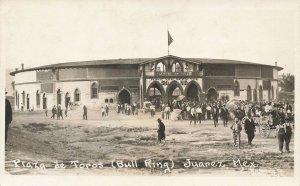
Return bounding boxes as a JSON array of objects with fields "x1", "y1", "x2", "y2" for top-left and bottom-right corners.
[{"x1": 5, "y1": 109, "x2": 294, "y2": 176}]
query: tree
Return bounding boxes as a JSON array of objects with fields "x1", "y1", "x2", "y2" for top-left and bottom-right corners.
[{"x1": 278, "y1": 73, "x2": 294, "y2": 92}]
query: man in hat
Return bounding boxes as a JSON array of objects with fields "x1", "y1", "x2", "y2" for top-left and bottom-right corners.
[
  {"x1": 244, "y1": 112, "x2": 256, "y2": 146},
  {"x1": 5, "y1": 90, "x2": 12, "y2": 144},
  {"x1": 157, "y1": 118, "x2": 165, "y2": 143}
]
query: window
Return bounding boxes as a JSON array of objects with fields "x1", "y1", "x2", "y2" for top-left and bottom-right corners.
[
  {"x1": 91, "y1": 82, "x2": 98, "y2": 98},
  {"x1": 105, "y1": 99, "x2": 108, "y2": 103},
  {"x1": 74, "y1": 89, "x2": 80, "y2": 102},
  {"x1": 233, "y1": 81, "x2": 240, "y2": 96},
  {"x1": 110, "y1": 98, "x2": 113, "y2": 103},
  {"x1": 156, "y1": 62, "x2": 165, "y2": 72},
  {"x1": 172, "y1": 62, "x2": 183, "y2": 72},
  {"x1": 57, "y1": 89, "x2": 61, "y2": 105},
  {"x1": 36, "y1": 90, "x2": 40, "y2": 106}
]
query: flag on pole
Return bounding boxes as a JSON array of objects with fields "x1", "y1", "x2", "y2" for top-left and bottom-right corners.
[{"x1": 168, "y1": 31, "x2": 173, "y2": 46}]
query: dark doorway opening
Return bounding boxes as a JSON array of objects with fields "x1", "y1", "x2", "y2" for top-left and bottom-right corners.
[
  {"x1": 26, "y1": 94, "x2": 30, "y2": 110},
  {"x1": 118, "y1": 89, "x2": 130, "y2": 104},
  {"x1": 186, "y1": 83, "x2": 199, "y2": 101},
  {"x1": 207, "y1": 88, "x2": 218, "y2": 101},
  {"x1": 57, "y1": 89, "x2": 62, "y2": 105}
]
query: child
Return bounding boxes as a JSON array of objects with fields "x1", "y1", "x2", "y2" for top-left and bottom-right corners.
[{"x1": 230, "y1": 118, "x2": 243, "y2": 148}]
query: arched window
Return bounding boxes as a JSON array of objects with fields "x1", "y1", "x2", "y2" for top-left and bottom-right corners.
[
  {"x1": 74, "y1": 89, "x2": 80, "y2": 102},
  {"x1": 91, "y1": 82, "x2": 98, "y2": 98},
  {"x1": 247, "y1": 86, "x2": 252, "y2": 101},
  {"x1": 36, "y1": 90, "x2": 40, "y2": 107},
  {"x1": 172, "y1": 62, "x2": 183, "y2": 72},
  {"x1": 57, "y1": 89, "x2": 62, "y2": 105},
  {"x1": 156, "y1": 62, "x2": 165, "y2": 72},
  {"x1": 233, "y1": 81, "x2": 240, "y2": 96},
  {"x1": 253, "y1": 89, "x2": 257, "y2": 102}
]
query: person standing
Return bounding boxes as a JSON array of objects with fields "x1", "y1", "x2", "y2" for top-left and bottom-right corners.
[
  {"x1": 230, "y1": 118, "x2": 243, "y2": 148},
  {"x1": 105, "y1": 104, "x2": 109, "y2": 116},
  {"x1": 206, "y1": 104, "x2": 211, "y2": 120},
  {"x1": 202, "y1": 103, "x2": 206, "y2": 120},
  {"x1": 165, "y1": 104, "x2": 170, "y2": 120},
  {"x1": 57, "y1": 105, "x2": 63, "y2": 120},
  {"x1": 285, "y1": 118, "x2": 293, "y2": 153},
  {"x1": 190, "y1": 106, "x2": 197, "y2": 125},
  {"x1": 5, "y1": 92, "x2": 12, "y2": 144},
  {"x1": 196, "y1": 105, "x2": 202, "y2": 124},
  {"x1": 186, "y1": 104, "x2": 191, "y2": 120},
  {"x1": 244, "y1": 113, "x2": 256, "y2": 146},
  {"x1": 83, "y1": 105, "x2": 87, "y2": 120},
  {"x1": 101, "y1": 106, "x2": 105, "y2": 117},
  {"x1": 220, "y1": 105, "x2": 229, "y2": 127},
  {"x1": 212, "y1": 105, "x2": 219, "y2": 127},
  {"x1": 51, "y1": 105, "x2": 57, "y2": 119},
  {"x1": 157, "y1": 118, "x2": 165, "y2": 143},
  {"x1": 276, "y1": 119, "x2": 286, "y2": 153}
]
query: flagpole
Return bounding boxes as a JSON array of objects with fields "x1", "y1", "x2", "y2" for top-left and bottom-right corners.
[{"x1": 167, "y1": 24, "x2": 169, "y2": 55}]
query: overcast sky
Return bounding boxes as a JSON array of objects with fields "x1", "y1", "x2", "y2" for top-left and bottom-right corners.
[{"x1": 1, "y1": 0, "x2": 299, "y2": 74}]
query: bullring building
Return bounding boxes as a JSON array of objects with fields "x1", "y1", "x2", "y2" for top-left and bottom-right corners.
[{"x1": 10, "y1": 55, "x2": 282, "y2": 111}]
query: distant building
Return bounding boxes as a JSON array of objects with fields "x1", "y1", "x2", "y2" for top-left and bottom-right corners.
[{"x1": 10, "y1": 55, "x2": 282, "y2": 111}]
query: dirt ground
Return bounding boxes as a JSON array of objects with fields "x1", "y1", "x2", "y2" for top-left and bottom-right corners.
[{"x1": 5, "y1": 109, "x2": 294, "y2": 176}]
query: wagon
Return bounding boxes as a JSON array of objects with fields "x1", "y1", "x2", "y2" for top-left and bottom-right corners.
[{"x1": 252, "y1": 115, "x2": 276, "y2": 138}]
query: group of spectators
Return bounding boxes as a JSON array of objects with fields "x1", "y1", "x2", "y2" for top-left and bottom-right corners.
[{"x1": 116, "y1": 102, "x2": 139, "y2": 116}]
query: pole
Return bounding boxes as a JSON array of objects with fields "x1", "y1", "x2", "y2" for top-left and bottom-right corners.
[{"x1": 167, "y1": 24, "x2": 169, "y2": 55}]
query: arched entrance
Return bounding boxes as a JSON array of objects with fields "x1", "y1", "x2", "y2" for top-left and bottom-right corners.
[
  {"x1": 65, "y1": 92, "x2": 70, "y2": 108},
  {"x1": 147, "y1": 81, "x2": 165, "y2": 108},
  {"x1": 166, "y1": 81, "x2": 183, "y2": 100},
  {"x1": 247, "y1": 85, "x2": 252, "y2": 101},
  {"x1": 207, "y1": 88, "x2": 218, "y2": 101},
  {"x1": 43, "y1": 93, "x2": 47, "y2": 109},
  {"x1": 253, "y1": 89, "x2": 257, "y2": 102},
  {"x1": 185, "y1": 81, "x2": 201, "y2": 102},
  {"x1": 118, "y1": 89, "x2": 131, "y2": 104},
  {"x1": 57, "y1": 89, "x2": 62, "y2": 105},
  {"x1": 26, "y1": 94, "x2": 30, "y2": 110}
]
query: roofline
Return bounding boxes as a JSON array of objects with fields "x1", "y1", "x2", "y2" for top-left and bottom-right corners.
[{"x1": 9, "y1": 55, "x2": 283, "y2": 76}]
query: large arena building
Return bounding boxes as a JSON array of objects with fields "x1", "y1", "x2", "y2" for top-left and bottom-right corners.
[{"x1": 10, "y1": 55, "x2": 282, "y2": 111}]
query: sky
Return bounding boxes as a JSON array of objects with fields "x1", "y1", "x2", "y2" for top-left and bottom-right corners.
[{"x1": 1, "y1": 0, "x2": 299, "y2": 74}]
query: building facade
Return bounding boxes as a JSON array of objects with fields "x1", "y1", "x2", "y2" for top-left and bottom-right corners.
[{"x1": 10, "y1": 55, "x2": 282, "y2": 111}]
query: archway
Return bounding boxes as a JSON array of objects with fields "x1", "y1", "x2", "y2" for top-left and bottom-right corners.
[
  {"x1": 166, "y1": 81, "x2": 183, "y2": 100},
  {"x1": 36, "y1": 90, "x2": 40, "y2": 108},
  {"x1": 259, "y1": 86, "x2": 263, "y2": 102},
  {"x1": 253, "y1": 89, "x2": 257, "y2": 102},
  {"x1": 43, "y1": 93, "x2": 47, "y2": 109},
  {"x1": 57, "y1": 89, "x2": 62, "y2": 105},
  {"x1": 207, "y1": 88, "x2": 218, "y2": 101},
  {"x1": 147, "y1": 81, "x2": 165, "y2": 108},
  {"x1": 247, "y1": 85, "x2": 252, "y2": 101},
  {"x1": 185, "y1": 81, "x2": 201, "y2": 102},
  {"x1": 118, "y1": 89, "x2": 131, "y2": 104},
  {"x1": 65, "y1": 92, "x2": 71, "y2": 108},
  {"x1": 26, "y1": 94, "x2": 30, "y2": 110},
  {"x1": 22, "y1": 91, "x2": 25, "y2": 107}
]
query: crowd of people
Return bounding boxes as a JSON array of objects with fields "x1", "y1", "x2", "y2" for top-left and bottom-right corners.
[{"x1": 45, "y1": 97, "x2": 294, "y2": 153}]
